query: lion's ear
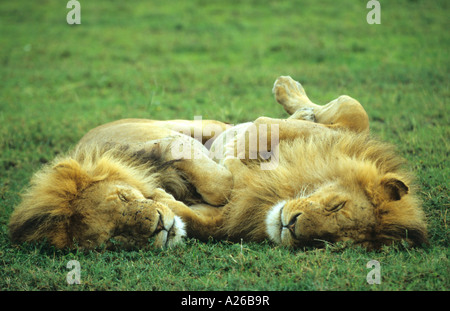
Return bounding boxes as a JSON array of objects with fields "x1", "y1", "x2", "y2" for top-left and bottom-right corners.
[{"x1": 380, "y1": 173, "x2": 409, "y2": 201}]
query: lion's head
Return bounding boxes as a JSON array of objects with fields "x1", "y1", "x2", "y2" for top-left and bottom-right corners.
[
  {"x1": 8, "y1": 146, "x2": 186, "y2": 249},
  {"x1": 222, "y1": 130, "x2": 428, "y2": 250},
  {"x1": 266, "y1": 172, "x2": 427, "y2": 249}
]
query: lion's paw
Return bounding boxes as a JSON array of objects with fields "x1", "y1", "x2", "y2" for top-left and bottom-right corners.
[
  {"x1": 272, "y1": 76, "x2": 306, "y2": 102},
  {"x1": 289, "y1": 107, "x2": 316, "y2": 122}
]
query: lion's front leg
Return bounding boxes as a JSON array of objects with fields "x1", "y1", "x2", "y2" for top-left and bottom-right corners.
[
  {"x1": 145, "y1": 135, "x2": 233, "y2": 206},
  {"x1": 172, "y1": 153, "x2": 233, "y2": 206}
]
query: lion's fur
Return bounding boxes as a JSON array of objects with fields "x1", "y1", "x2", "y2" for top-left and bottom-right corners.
[
  {"x1": 218, "y1": 129, "x2": 428, "y2": 249},
  {"x1": 9, "y1": 74, "x2": 429, "y2": 251},
  {"x1": 8, "y1": 120, "x2": 428, "y2": 250},
  {"x1": 8, "y1": 144, "x2": 196, "y2": 249}
]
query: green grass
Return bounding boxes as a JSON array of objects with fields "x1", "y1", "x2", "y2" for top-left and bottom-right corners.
[{"x1": 0, "y1": 0, "x2": 448, "y2": 291}]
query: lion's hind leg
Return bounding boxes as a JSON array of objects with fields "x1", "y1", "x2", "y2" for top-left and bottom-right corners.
[
  {"x1": 273, "y1": 76, "x2": 369, "y2": 133},
  {"x1": 272, "y1": 75, "x2": 316, "y2": 115}
]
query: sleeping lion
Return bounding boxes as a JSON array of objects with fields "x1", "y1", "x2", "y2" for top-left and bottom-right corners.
[{"x1": 8, "y1": 76, "x2": 428, "y2": 250}]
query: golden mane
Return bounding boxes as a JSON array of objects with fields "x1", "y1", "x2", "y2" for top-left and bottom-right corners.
[
  {"x1": 8, "y1": 144, "x2": 197, "y2": 248},
  {"x1": 219, "y1": 130, "x2": 427, "y2": 248}
]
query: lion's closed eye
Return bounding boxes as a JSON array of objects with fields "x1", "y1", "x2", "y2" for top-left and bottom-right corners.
[
  {"x1": 118, "y1": 193, "x2": 128, "y2": 202},
  {"x1": 325, "y1": 201, "x2": 346, "y2": 212}
]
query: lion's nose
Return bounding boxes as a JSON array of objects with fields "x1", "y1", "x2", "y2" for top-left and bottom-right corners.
[{"x1": 284, "y1": 213, "x2": 302, "y2": 235}]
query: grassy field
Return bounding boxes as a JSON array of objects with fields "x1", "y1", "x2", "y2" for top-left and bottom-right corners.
[{"x1": 0, "y1": 0, "x2": 448, "y2": 292}]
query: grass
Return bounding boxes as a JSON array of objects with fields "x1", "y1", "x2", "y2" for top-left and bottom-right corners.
[{"x1": 0, "y1": 0, "x2": 448, "y2": 291}]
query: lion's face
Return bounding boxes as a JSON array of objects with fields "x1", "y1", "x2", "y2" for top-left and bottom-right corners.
[
  {"x1": 265, "y1": 175, "x2": 426, "y2": 249},
  {"x1": 266, "y1": 182, "x2": 374, "y2": 247},
  {"x1": 74, "y1": 182, "x2": 186, "y2": 249}
]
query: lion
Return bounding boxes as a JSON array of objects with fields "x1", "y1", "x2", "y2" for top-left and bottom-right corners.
[
  {"x1": 173, "y1": 76, "x2": 428, "y2": 250},
  {"x1": 8, "y1": 76, "x2": 428, "y2": 250},
  {"x1": 8, "y1": 119, "x2": 233, "y2": 249}
]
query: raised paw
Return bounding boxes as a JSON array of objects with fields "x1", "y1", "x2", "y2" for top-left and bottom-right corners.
[
  {"x1": 273, "y1": 76, "x2": 306, "y2": 101},
  {"x1": 272, "y1": 76, "x2": 314, "y2": 115}
]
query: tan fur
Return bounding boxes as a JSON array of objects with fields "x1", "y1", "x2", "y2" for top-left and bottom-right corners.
[
  {"x1": 218, "y1": 129, "x2": 428, "y2": 249},
  {"x1": 8, "y1": 76, "x2": 428, "y2": 250},
  {"x1": 8, "y1": 121, "x2": 232, "y2": 250},
  {"x1": 175, "y1": 76, "x2": 428, "y2": 249}
]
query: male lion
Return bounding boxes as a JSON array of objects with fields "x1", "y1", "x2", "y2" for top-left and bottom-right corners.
[
  {"x1": 8, "y1": 76, "x2": 428, "y2": 250},
  {"x1": 8, "y1": 119, "x2": 233, "y2": 249}
]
